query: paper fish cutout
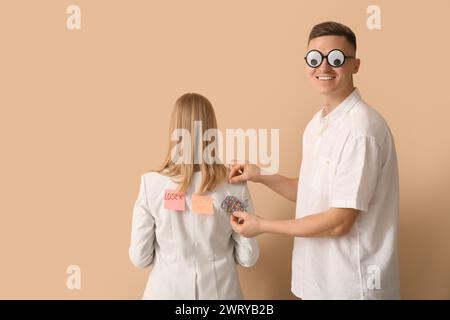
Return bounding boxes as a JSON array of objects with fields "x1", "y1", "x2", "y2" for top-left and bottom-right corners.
[{"x1": 220, "y1": 195, "x2": 248, "y2": 214}]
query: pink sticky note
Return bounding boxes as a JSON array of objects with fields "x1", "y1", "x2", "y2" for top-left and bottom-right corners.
[
  {"x1": 192, "y1": 194, "x2": 214, "y2": 215},
  {"x1": 164, "y1": 189, "x2": 185, "y2": 211}
]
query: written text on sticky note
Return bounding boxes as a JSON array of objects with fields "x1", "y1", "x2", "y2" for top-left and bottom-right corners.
[
  {"x1": 192, "y1": 194, "x2": 214, "y2": 215},
  {"x1": 164, "y1": 189, "x2": 185, "y2": 211}
]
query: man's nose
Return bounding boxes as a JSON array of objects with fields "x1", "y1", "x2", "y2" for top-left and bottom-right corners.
[{"x1": 317, "y1": 58, "x2": 333, "y2": 73}]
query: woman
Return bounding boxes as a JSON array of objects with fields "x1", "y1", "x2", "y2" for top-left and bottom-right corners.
[{"x1": 129, "y1": 93, "x2": 259, "y2": 299}]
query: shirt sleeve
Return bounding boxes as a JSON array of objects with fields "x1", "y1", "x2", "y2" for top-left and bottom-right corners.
[
  {"x1": 129, "y1": 175, "x2": 156, "y2": 268},
  {"x1": 330, "y1": 135, "x2": 381, "y2": 213},
  {"x1": 231, "y1": 183, "x2": 260, "y2": 267}
]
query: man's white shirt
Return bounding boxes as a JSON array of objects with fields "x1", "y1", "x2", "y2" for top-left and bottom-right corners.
[{"x1": 291, "y1": 88, "x2": 400, "y2": 299}]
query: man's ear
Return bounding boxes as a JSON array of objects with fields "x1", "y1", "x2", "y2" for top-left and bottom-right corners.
[{"x1": 353, "y1": 58, "x2": 361, "y2": 74}]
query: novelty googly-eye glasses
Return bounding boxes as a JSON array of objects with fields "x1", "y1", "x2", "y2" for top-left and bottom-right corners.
[{"x1": 305, "y1": 49, "x2": 355, "y2": 68}]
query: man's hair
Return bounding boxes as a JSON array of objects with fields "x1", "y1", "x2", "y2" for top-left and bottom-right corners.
[{"x1": 308, "y1": 21, "x2": 357, "y2": 51}]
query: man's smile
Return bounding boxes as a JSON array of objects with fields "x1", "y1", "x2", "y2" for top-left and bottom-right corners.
[{"x1": 316, "y1": 75, "x2": 337, "y2": 81}]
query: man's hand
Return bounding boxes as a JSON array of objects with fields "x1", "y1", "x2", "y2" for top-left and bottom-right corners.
[
  {"x1": 228, "y1": 162, "x2": 261, "y2": 184},
  {"x1": 230, "y1": 211, "x2": 264, "y2": 238}
]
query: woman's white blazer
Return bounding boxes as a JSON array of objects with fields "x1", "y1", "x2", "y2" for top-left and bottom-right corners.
[{"x1": 129, "y1": 171, "x2": 259, "y2": 299}]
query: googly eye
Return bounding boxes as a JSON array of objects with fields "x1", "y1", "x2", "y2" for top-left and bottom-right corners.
[
  {"x1": 306, "y1": 50, "x2": 323, "y2": 68},
  {"x1": 327, "y1": 50, "x2": 345, "y2": 67}
]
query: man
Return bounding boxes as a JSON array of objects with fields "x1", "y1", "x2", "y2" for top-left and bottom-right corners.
[{"x1": 229, "y1": 21, "x2": 400, "y2": 299}]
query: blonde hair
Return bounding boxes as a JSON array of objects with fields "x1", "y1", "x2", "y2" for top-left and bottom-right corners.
[{"x1": 156, "y1": 93, "x2": 227, "y2": 193}]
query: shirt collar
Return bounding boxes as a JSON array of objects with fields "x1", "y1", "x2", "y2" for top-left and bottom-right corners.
[{"x1": 319, "y1": 88, "x2": 361, "y2": 127}]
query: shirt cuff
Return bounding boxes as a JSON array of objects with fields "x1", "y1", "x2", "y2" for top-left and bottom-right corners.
[{"x1": 330, "y1": 199, "x2": 368, "y2": 213}]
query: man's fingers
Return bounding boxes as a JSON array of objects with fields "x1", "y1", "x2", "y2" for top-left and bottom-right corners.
[
  {"x1": 229, "y1": 174, "x2": 246, "y2": 184},
  {"x1": 228, "y1": 164, "x2": 243, "y2": 180},
  {"x1": 233, "y1": 211, "x2": 247, "y2": 219},
  {"x1": 230, "y1": 214, "x2": 241, "y2": 230},
  {"x1": 230, "y1": 212, "x2": 239, "y2": 222},
  {"x1": 230, "y1": 211, "x2": 247, "y2": 228},
  {"x1": 230, "y1": 214, "x2": 238, "y2": 225}
]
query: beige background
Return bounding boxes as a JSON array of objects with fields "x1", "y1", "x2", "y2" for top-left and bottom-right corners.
[{"x1": 1, "y1": 0, "x2": 449, "y2": 299}]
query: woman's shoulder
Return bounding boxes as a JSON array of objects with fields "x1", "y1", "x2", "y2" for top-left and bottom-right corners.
[{"x1": 141, "y1": 170, "x2": 176, "y2": 185}]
